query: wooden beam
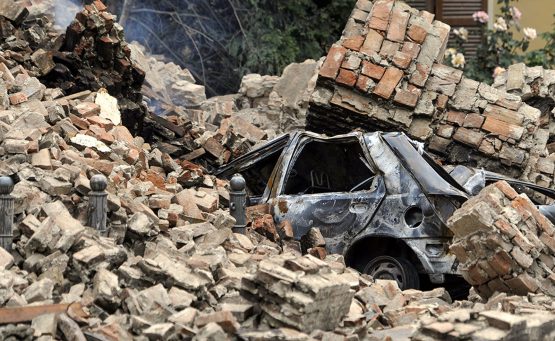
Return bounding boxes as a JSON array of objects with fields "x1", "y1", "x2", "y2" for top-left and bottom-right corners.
[{"x1": 0, "y1": 302, "x2": 85, "y2": 324}]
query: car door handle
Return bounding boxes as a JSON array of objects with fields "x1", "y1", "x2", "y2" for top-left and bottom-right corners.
[{"x1": 350, "y1": 203, "x2": 368, "y2": 213}]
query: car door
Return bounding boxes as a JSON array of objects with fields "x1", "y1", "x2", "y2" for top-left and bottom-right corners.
[{"x1": 270, "y1": 135, "x2": 386, "y2": 254}]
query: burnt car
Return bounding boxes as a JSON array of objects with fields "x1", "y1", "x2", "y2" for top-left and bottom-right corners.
[{"x1": 215, "y1": 131, "x2": 555, "y2": 289}]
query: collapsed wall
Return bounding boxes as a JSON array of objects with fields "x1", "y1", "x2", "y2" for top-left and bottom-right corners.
[
  {"x1": 447, "y1": 181, "x2": 555, "y2": 299},
  {"x1": 307, "y1": 0, "x2": 555, "y2": 190}
]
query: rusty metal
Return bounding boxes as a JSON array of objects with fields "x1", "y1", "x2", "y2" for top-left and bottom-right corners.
[{"x1": 0, "y1": 302, "x2": 86, "y2": 324}]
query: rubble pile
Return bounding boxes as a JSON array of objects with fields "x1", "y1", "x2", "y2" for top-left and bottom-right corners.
[
  {"x1": 306, "y1": 0, "x2": 555, "y2": 189},
  {"x1": 127, "y1": 48, "x2": 320, "y2": 170},
  {"x1": 51, "y1": 1, "x2": 146, "y2": 135},
  {"x1": 412, "y1": 294, "x2": 555, "y2": 341},
  {"x1": 2, "y1": 0, "x2": 555, "y2": 339},
  {"x1": 447, "y1": 181, "x2": 555, "y2": 299}
]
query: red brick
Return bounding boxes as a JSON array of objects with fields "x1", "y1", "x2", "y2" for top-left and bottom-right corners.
[
  {"x1": 356, "y1": 75, "x2": 374, "y2": 92},
  {"x1": 482, "y1": 117, "x2": 525, "y2": 140},
  {"x1": 308, "y1": 247, "x2": 327, "y2": 260},
  {"x1": 478, "y1": 260, "x2": 499, "y2": 278},
  {"x1": 342, "y1": 35, "x2": 365, "y2": 51},
  {"x1": 319, "y1": 44, "x2": 347, "y2": 79},
  {"x1": 409, "y1": 63, "x2": 430, "y2": 87},
  {"x1": 361, "y1": 61, "x2": 385, "y2": 80},
  {"x1": 540, "y1": 233, "x2": 555, "y2": 254},
  {"x1": 421, "y1": 11, "x2": 435, "y2": 23},
  {"x1": 341, "y1": 55, "x2": 362, "y2": 70},
  {"x1": 9, "y1": 92, "x2": 27, "y2": 105},
  {"x1": 387, "y1": 7, "x2": 410, "y2": 42},
  {"x1": 494, "y1": 219, "x2": 517, "y2": 238},
  {"x1": 466, "y1": 264, "x2": 489, "y2": 285},
  {"x1": 92, "y1": 0, "x2": 108, "y2": 11},
  {"x1": 479, "y1": 139, "x2": 496, "y2": 156},
  {"x1": 436, "y1": 94, "x2": 448, "y2": 109},
  {"x1": 368, "y1": 0, "x2": 394, "y2": 31},
  {"x1": 512, "y1": 231, "x2": 535, "y2": 253},
  {"x1": 453, "y1": 128, "x2": 484, "y2": 148},
  {"x1": 394, "y1": 86, "x2": 421, "y2": 107},
  {"x1": 401, "y1": 42, "x2": 421, "y2": 59},
  {"x1": 69, "y1": 114, "x2": 90, "y2": 130},
  {"x1": 87, "y1": 116, "x2": 114, "y2": 131},
  {"x1": 463, "y1": 113, "x2": 485, "y2": 129},
  {"x1": 530, "y1": 208, "x2": 555, "y2": 236},
  {"x1": 489, "y1": 250, "x2": 514, "y2": 276},
  {"x1": 487, "y1": 278, "x2": 510, "y2": 294},
  {"x1": 445, "y1": 111, "x2": 465, "y2": 126},
  {"x1": 360, "y1": 29, "x2": 384, "y2": 55},
  {"x1": 392, "y1": 51, "x2": 412, "y2": 69},
  {"x1": 509, "y1": 199, "x2": 534, "y2": 222},
  {"x1": 506, "y1": 273, "x2": 539, "y2": 295},
  {"x1": 449, "y1": 243, "x2": 468, "y2": 264},
  {"x1": 484, "y1": 104, "x2": 524, "y2": 125},
  {"x1": 74, "y1": 102, "x2": 101, "y2": 117},
  {"x1": 511, "y1": 247, "x2": 533, "y2": 268},
  {"x1": 278, "y1": 220, "x2": 294, "y2": 240},
  {"x1": 336, "y1": 68, "x2": 357, "y2": 87},
  {"x1": 407, "y1": 22, "x2": 428, "y2": 43},
  {"x1": 373, "y1": 67, "x2": 403, "y2": 99},
  {"x1": 252, "y1": 214, "x2": 279, "y2": 242},
  {"x1": 379, "y1": 40, "x2": 400, "y2": 59}
]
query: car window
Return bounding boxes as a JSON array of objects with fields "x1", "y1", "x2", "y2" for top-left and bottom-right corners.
[
  {"x1": 240, "y1": 147, "x2": 283, "y2": 196},
  {"x1": 283, "y1": 138, "x2": 374, "y2": 195}
]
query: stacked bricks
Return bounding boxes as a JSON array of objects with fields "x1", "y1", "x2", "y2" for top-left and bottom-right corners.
[
  {"x1": 52, "y1": 1, "x2": 147, "y2": 135},
  {"x1": 308, "y1": 0, "x2": 543, "y2": 182},
  {"x1": 447, "y1": 181, "x2": 555, "y2": 299},
  {"x1": 414, "y1": 308, "x2": 555, "y2": 341},
  {"x1": 241, "y1": 253, "x2": 355, "y2": 331},
  {"x1": 493, "y1": 64, "x2": 555, "y2": 195}
]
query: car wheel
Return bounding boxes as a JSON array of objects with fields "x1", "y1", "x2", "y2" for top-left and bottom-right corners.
[{"x1": 363, "y1": 255, "x2": 420, "y2": 290}]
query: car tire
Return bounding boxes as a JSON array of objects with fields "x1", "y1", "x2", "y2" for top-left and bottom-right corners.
[{"x1": 363, "y1": 255, "x2": 420, "y2": 290}]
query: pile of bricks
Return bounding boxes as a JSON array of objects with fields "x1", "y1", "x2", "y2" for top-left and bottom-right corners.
[
  {"x1": 413, "y1": 295, "x2": 555, "y2": 341},
  {"x1": 241, "y1": 254, "x2": 355, "y2": 331},
  {"x1": 448, "y1": 181, "x2": 555, "y2": 299},
  {"x1": 307, "y1": 0, "x2": 545, "y2": 182}
]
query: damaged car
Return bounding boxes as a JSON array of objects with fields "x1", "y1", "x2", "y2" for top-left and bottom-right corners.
[{"x1": 215, "y1": 131, "x2": 555, "y2": 290}]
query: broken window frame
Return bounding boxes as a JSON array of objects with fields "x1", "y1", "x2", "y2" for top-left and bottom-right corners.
[{"x1": 279, "y1": 134, "x2": 378, "y2": 197}]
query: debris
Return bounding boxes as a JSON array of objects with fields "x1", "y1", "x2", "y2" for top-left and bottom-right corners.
[
  {"x1": 2, "y1": 0, "x2": 555, "y2": 340},
  {"x1": 448, "y1": 181, "x2": 555, "y2": 298}
]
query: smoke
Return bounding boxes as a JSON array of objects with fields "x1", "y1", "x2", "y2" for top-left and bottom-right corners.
[
  {"x1": 113, "y1": 0, "x2": 243, "y2": 96},
  {"x1": 52, "y1": 0, "x2": 82, "y2": 29}
]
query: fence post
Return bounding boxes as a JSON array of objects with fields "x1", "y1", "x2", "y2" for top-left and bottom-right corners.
[
  {"x1": 88, "y1": 174, "x2": 108, "y2": 234},
  {"x1": 229, "y1": 173, "x2": 247, "y2": 234},
  {"x1": 0, "y1": 176, "x2": 14, "y2": 251}
]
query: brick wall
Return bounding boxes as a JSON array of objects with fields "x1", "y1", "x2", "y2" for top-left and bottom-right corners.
[{"x1": 307, "y1": 0, "x2": 551, "y2": 188}]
